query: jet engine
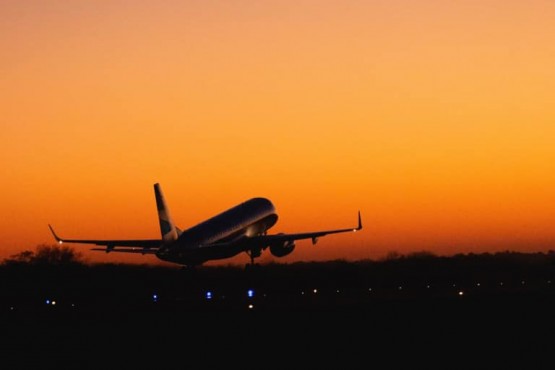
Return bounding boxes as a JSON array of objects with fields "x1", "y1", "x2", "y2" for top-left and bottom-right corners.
[{"x1": 269, "y1": 240, "x2": 296, "y2": 257}]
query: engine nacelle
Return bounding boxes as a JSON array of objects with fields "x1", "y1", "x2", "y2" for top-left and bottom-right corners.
[{"x1": 269, "y1": 240, "x2": 296, "y2": 257}]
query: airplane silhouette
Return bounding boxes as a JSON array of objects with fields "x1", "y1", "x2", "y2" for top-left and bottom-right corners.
[{"x1": 49, "y1": 183, "x2": 362, "y2": 267}]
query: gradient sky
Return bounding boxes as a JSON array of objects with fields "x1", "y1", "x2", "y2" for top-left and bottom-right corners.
[{"x1": 1, "y1": 0, "x2": 555, "y2": 266}]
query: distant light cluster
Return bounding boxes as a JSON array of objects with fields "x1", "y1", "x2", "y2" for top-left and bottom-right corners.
[{"x1": 2, "y1": 279, "x2": 554, "y2": 313}]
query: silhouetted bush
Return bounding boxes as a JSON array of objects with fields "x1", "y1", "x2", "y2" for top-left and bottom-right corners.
[{"x1": 3, "y1": 244, "x2": 84, "y2": 266}]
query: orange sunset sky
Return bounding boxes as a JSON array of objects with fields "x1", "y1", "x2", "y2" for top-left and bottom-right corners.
[{"x1": 1, "y1": 1, "x2": 555, "y2": 266}]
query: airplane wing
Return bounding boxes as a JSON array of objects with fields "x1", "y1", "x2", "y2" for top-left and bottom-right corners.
[
  {"x1": 253, "y1": 210, "x2": 362, "y2": 246},
  {"x1": 90, "y1": 247, "x2": 159, "y2": 254},
  {"x1": 205, "y1": 211, "x2": 362, "y2": 251},
  {"x1": 48, "y1": 225, "x2": 162, "y2": 251}
]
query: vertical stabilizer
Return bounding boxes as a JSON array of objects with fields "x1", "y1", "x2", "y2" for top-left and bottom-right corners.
[{"x1": 154, "y1": 183, "x2": 179, "y2": 243}]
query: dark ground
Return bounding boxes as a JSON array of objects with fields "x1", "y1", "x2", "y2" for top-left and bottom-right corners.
[{"x1": 1, "y1": 252, "x2": 555, "y2": 368}]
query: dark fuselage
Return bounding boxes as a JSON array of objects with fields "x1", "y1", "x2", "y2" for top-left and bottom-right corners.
[{"x1": 156, "y1": 197, "x2": 278, "y2": 265}]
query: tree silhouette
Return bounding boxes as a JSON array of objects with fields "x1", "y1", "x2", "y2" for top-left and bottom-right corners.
[{"x1": 3, "y1": 243, "x2": 84, "y2": 266}]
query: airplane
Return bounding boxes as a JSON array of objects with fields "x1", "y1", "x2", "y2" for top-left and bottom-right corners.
[{"x1": 48, "y1": 183, "x2": 362, "y2": 267}]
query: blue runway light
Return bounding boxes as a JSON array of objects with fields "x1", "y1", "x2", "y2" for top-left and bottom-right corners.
[
  {"x1": 45, "y1": 299, "x2": 50, "y2": 305},
  {"x1": 206, "y1": 291, "x2": 212, "y2": 300},
  {"x1": 152, "y1": 294, "x2": 158, "y2": 302},
  {"x1": 247, "y1": 289, "x2": 254, "y2": 298}
]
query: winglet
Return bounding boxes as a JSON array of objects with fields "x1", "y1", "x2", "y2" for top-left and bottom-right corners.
[
  {"x1": 355, "y1": 211, "x2": 362, "y2": 231},
  {"x1": 48, "y1": 224, "x2": 64, "y2": 244}
]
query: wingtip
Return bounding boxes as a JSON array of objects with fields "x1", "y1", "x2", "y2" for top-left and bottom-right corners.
[
  {"x1": 48, "y1": 224, "x2": 63, "y2": 243},
  {"x1": 351, "y1": 211, "x2": 362, "y2": 232}
]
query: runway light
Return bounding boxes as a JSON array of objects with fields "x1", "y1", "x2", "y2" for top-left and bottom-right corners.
[
  {"x1": 247, "y1": 289, "x2": 254, "y2": 298},
  {"x1": 206, "y1": 291, "x2": 212, "y2": 300},
  {"x1": 248, "y1": 304, "x2": 254, "y2": 309},
  {"x1": 336, "y1": 289, "x2": 340, "y2": 293},
  {"x1": 458, "y1": 291, "x2": 464, "y2": 296},
  {"x1": 476, "y1": 283, "x2": 481, "y2": 287},
  {"x1": 426, "y1": 285, "x2": 431, "y2": 289},
  {"x1": 313, "y1": 289, "x2": 318, "y2": 294},
  {"x1": 521, "y1": 281, "x2": 526, "y2": 285},
  {"x1": 398, "y1": 286, "x2": 402, "y2": 290},
  {"x1": 51, "y1": 301, "x2": 56, "y2": 306},
  {"x1": 500, "y1": 282, "x2": 504, "y2": 286}
]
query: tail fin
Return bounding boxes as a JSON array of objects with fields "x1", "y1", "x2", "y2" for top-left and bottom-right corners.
[{"x1": 154, "y1": 183, "x2": 179, "y2": 243}]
